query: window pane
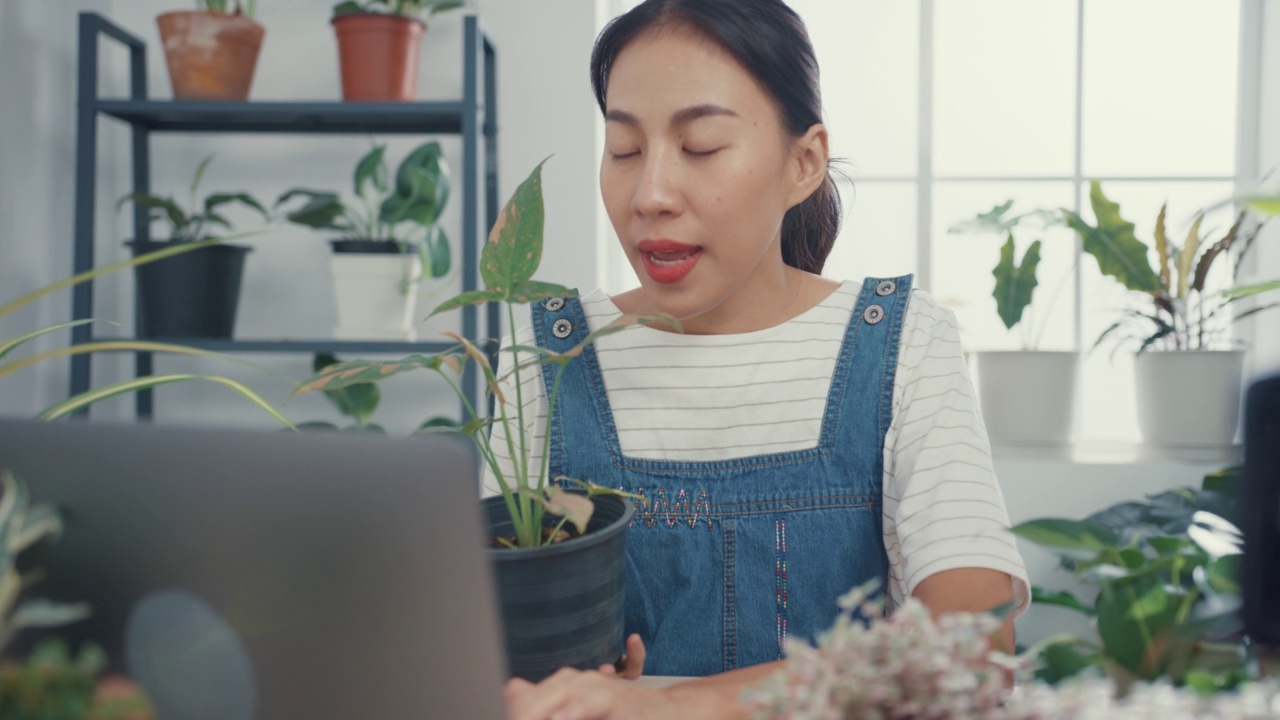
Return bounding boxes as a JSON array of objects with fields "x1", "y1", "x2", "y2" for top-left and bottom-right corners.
[
  {"x1": 792, "y1": 0, "x2": 919, "y2": 177},
  {"x1": 824, "y1": 182, "x2": 917, "y2": 282},
  {"x1": 1082, "y1": 0, "x2": 1239, "y2": 177},
  {"x1": 934, "y1": 182, "x2": 1077, "y2": 351},
  {"x1": 1076, "y1": 181, "x2": 1237, "y2": 443},
  {"x1": 934, "y1": 0, "x2": 1078, "y2": 177}
]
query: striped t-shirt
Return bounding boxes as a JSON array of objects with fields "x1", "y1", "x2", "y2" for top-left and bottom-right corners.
[{"x1": 484, "y1": 280, "x2": 1030, "y2": 614}]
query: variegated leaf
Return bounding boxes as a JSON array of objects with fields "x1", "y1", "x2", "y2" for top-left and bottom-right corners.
[
  {"x1": 507, "y1": 281, "x2": 576, "y2": 304},
  {"x1": 542, "y1": 487, "x2": 594, "y2": 535},
  {"x1": 481, "y1": 158, "x2": 549, "y2": 293},
  {"x1": 429, "y1": 289, "x2": 504, "y2": 318},
  {"x1": 293, "y1": 355, "x2": 441, "y2": 396}
]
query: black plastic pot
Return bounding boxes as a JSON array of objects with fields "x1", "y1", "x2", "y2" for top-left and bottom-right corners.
[
  {"x1": 128, "y1": 240, "x2": 251, "y2": 339},
  {"x1": 484, "y1": 493, "x2": 634, "y2": 682},
  {"x1": 330, "y1": 239, "x2": 413, "y2": 254}
]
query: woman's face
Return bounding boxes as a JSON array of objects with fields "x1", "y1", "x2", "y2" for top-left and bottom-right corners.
[{"x1": 600, "y1": 25, "x2": 825, "y2": 333}]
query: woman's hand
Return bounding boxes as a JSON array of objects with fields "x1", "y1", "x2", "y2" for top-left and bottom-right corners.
[
  {"x1": 504, "y1": 667, "x2": 680, "y2": 720},
  {"x1": 602, "y1": 634, "x2": 646, "y2": 680}
]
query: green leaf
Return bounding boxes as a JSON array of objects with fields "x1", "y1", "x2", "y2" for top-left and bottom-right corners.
[
  {"x1": 9, "y1": 600, "x2": 92, "y2": 633},
  {"x1": 1030, "y1": 587, "x2": 1096, "y2": 616},
  {"x1": 275, "y1": 189, "x2": 349, "y2": 231},
  {"x1": 424, "y1": 225, "x2": 451, "y2": 279},
  {"x1": 429, "y1": 289, "x2": 505, "y2": 317},
  {"x1": 1222, "y1": 280, "x2": 1280, "y2": 300},
  {"x1": 949, "y1": 200, "x2": 1016, "y2": 234},
  {"x1": 190, "y1": 154, "x2": 216, "y2": 198},
  {"x1": 380, "y1": 142, "x2": 450, "y2": 228},
  {"x1": 418, "y1": 416, "x2": 459, "y2": 431},
  {"x1": 332, "y1": 0, "x2": 365, "y2": 16},
  {"x1": 314, "y1": 353, "x2": 381, "y2": 421},
  {"x1": 205, "y1": 192, "x2": 269, "y2": 221},
  {"x1": 482, "y1": 158, "x2": 549, "y2": 294},
  {"x1": 1063, "y1": 181, "x2": 1161, "y2": 293},
  {"x1": 1096, "y1": 574, "x2": 1177, "y2": 677},
  {"x1": 1204, "y1": 554, "x2": 1241, "y2": 595},
  {"x1": 428, "y1": 0, "x2": 464, "y2": 15},
  {"x1": 0, "y1": 318, "x2": 104, "y2": 361},
  {"x1": 38, "y1": 374, "x2": 296, "y2": 429},
  {"x1": 117, "y1": 193, "x2": 188, "y2": 232},
  {"x1": 1010, "y1": 518, "x2": 1119, "y2": 560},
  {"x1": 355, "y1": 144, "x2": 389, "y2": 197},
  {"x1": 1202, "y1": 466, "x2": 1242, "y2": 494},
  {"x1": 1148, "y1": 536, "x2": 1188, "y2": 556},
  {"x1": 1245, "y1": 195, "x2": 1280, "y2": 215},
  {"x1": 294, "y1": 355, "x2": 444, "y2": 396},
  {"x1": 991, "y1": 234, "x2": 1041, "y2": 330},
  {"x1": 507, "y1": 281, "x2": 576, "y2": 304},
  {"x1": 1035, "y1": 641, "x2": 1097, "y2": 684}
]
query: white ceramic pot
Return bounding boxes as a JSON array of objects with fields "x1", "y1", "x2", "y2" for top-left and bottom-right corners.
[
  {"x1": 329, "y1": 251, "x2": 422, "y2": 340},
  {"x1": 1134, "y1": 350, "x2": 1246, "y2": 447},
  {"x1": 974, "y1": 351, "x2": 1080, "y2": 448}
]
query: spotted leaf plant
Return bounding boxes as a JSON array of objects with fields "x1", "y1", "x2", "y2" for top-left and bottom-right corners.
[{"x1": 294, "y1": 159, "x2": 675, "y2": 549}]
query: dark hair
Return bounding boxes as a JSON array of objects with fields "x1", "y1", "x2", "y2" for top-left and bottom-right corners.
[{"x1": 590, "y1": 0, "x2": 842, "y2": 274}]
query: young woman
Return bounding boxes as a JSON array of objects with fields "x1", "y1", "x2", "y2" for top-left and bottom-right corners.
[{"x1": 491, "y1": 0, "x2": 1029, "y2": 716}]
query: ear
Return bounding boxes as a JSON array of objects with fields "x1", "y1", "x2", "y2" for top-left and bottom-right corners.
[{"x1": 785, "y1": 123, "x2": 830, "y2": 210}]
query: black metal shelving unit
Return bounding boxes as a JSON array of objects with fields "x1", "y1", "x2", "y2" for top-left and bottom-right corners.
[{"x1": 71, "y1": 12, "x2": 500, "y2": 420}]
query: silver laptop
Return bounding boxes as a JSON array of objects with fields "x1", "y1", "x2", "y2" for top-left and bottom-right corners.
[{"x1": 0, "y1": 418, "x2": 508, "y2": 720}]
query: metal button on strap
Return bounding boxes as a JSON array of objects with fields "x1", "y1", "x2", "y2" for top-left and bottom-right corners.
[
  {"x1": 863, "y1": 304, "x2": 886, "y2": 325},
  {"x1": 543, "y1": 297, "x2": 565, "y2": 312},
  {"x1": 875, "y1": 280, "x2": 897, "y2": 297},
  {"x1": 552, "y1": 318, "x2": 573, "y2": 339}
]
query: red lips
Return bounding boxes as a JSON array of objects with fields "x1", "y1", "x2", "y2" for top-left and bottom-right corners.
[{"x1": 637, "y1": 239, "x2": 702, "y2": 284}]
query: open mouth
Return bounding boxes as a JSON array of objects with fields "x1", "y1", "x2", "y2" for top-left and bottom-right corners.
[{"x1": 637, "y1": 240, "x2": 702, "y2": 284}]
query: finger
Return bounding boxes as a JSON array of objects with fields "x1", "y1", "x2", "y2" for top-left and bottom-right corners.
[
  {"x1": 596, "y1": 663, "x2": 618, "y2": 677},
  {"x1": 507, "y1": 668, "x2": 582, "y2": 720},
  {"x1": 622, "y1": 634, "x2": 646, "y2": 680}
]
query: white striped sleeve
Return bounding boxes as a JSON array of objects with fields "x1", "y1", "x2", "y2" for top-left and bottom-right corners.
[
  {"x1": 882, "y1": 290, "x2": 1030, "y2": 616},
  {"x1": 481, "y1": 324, "x2": 551, "y2": 498}
]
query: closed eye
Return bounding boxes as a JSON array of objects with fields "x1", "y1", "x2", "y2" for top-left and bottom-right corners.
[
  {"x1": 610, "y1": 150, "x2": 640, "y2": 161},
  {"x1": 684, "y1": 148, "x2": 722, "y2": 158}
]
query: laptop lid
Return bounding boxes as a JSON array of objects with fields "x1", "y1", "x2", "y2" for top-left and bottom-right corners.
[{"x1": 0, "y1": 418, "x2": 508, "y2": 720}]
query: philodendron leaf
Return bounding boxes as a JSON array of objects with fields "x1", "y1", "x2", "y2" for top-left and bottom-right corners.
[
  {"x1": 1063, "y1": 181, "x2": 1161, "y2": 293},
  {"x1": 1035, "y1": 641, "x2": 1098, "y2": 684},
  {"x1": 275, "y1": 189, "x2": 348, "y2": 231},
  {"x1": 293, "y1": 354, "x2": 444, "y2": 396},
  {"x1": 1095, "y1": 574, "x2": 1177, "y2": 678},
  {"x1": 482, "y1": 158, "x2": 549, "y2": 294},
  {"x1": 542, "y1": 487, "x2": 594, "y2": 535},
  {"x1": 1010, "y1": 518, "x2": 1119, "y2": 560},
  {"x1": 992, "y1": 234, "x2": 1041, "y2": 330},
  {"x1": 354, "y1": 144, "x2": 389, "y2": 197},
  {"x1": 424, "y1": 225, "x2": 451, "y2": 279}
]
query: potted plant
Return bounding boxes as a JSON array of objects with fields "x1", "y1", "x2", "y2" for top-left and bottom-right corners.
[
  {"x1": 1063, "y1": 181, "x2": 1275, "y2": 449},
  {"x1": 157, "y1": 1, "x2": 265, "y2": 101},
  {"x1": 294, "y1": 352, "x2": 457, "y2": 433},
  {"x1": 276, "y1": 141, "x2": 452, "y2": 341},
  {"x1": 0, "y1": 470, "x2": 156, "y2": 720},
  {"x1": 1010, "y1": 468, "x2": 1252, "y2": 694},
  {"x1": 294, "y1": 160, "x2": 677, "y2": 681},
  {"x1": 949, "y1": 201, "x2": 1080, "y2": 449},
  {"x1": 331, "y1": 0, "x2": 464, "y2": 102},
  {"x1": 116, "y1": 156, "x2": 269, "y2": 340}
]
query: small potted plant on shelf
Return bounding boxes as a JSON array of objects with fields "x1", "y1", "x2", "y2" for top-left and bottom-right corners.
[
  {"x1": 276, "y1": 141, "x2": 451, "y2": 341},
  {"x1": 157, "y1": 1, "x2": 265, "y2": 101},
  {"x1": 949, "y1": 201, "x2": 1079, "y2": 450},
  {"x1": 0, "y1": 471, "x2": 157, "y2": 720},
  {"x1": 331, "y1": 0, "x2": 464, "y2": 102},
  {"x1": 1063, "y1": 180, "x2": 1275, "y2": 449},
  {"x1": 117, "y1": 155, "x2": 269, "y2": 340},
  {"x1": 293, "y1": 159, "x2": 678, "y2": 681}
]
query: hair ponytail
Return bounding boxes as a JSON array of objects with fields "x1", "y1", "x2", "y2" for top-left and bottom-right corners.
[{"x1": 781, "y1": 170, "x2": 842, "y2": 274}]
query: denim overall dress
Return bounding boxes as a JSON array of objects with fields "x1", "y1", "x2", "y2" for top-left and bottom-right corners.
[{"x1": 532, "y1": 275, "x2": 912, "y2": 677}]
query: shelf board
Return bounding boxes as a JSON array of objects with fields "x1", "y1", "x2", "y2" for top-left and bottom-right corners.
[
  {"x1": 93, "y1": 338, "x2": 459, "y2": 354},
  {"x1": 96, "y1": 100, "x2": 470, "y2": 134}
]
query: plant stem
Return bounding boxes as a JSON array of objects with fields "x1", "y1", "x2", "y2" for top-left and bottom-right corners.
[
  {"x1": 538, "y1": 364, "x2": 567, "y2": 493},
  {"x1": 506, "y1": 301, "x2": 538, "y2": 547}
]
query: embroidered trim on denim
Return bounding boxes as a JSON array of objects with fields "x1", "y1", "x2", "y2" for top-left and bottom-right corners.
[
  {"x1": 775, "y1": 517, "x2": 789, "y2": 657},
  {"x1": 628, "y1": 488, "x2": 714, "y2": 530}
]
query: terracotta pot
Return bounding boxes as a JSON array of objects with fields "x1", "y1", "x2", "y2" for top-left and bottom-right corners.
[
  {"x1": 156, "y1": 11, "x2": 265, "y2": 101},
  {"x1": 332, "y1": 14, "x2": 425, "y2": 102}
]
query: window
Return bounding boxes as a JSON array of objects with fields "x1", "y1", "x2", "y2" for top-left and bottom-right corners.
[{"x1": 606, "y1": 0, "x2": 1259, "y2": 446}]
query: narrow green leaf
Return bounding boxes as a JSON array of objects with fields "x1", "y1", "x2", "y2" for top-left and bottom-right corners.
[
  {"x1": 1245, "y1": 196, "x2": 1280, "y2": 215},
  {"x1": 117, "y1": 193, "x2": 188, "y2": 231},
  {"x1": 37, "y1": 374, "x2": 296, "y2": 429},
  {"x1": 294, "y1": 355, "x2": 442, "y2": 396},
  {"x1": 482, "y1": 158, "x2": 549, "y2": 292},
  {"x1": 429, "y1": 289, "x2": 505, "y2": 317},
  {"x1": 1191, "y1": 212, "x2": 1244, "y2": 294},
  {"x1": 0, "y1": 319, "x2": 106, "y2": 361},
  {"x1": 205, "y1": 192, "x2": 269, "y2": 221},
  {"x1": 1175, "y1": 214, "x2": 1204, "y2": 300},
  {"x1": 1222, "y1": 280, "x2": 1280, "y2": 300},
  {"x1": 190, "y1": 154, "x2": 216, "y2": 199}
]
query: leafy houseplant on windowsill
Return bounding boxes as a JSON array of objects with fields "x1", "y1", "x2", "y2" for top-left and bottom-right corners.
[
  {"x1": 158, "y1": 1, "x2": 265, "y2": 101},
  {"x1": 294, "y1": 159, "x2": 677, "y2": 682},
  {"x1": 117, "y1": 155, "x2": 270, "y2": 340},
  {"x1": 949, "y1": 202, "x2": 1080, "y2": 450},
  {"x1": 1063, "y1": 181, "x2": 1274, "y2": 450},
  {"x1": 277, "y1": 141, "x2": 451, "y2": 341},
  {"x1": 331, "y1": 0, "x2": 464, "y2": 102}
]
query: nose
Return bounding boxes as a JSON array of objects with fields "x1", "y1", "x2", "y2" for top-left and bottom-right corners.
[{"x1": 632, "y1": 147, "x2": 683, "y2": 219}]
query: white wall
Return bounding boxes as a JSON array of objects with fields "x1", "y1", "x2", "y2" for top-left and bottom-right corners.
[{"x1": 0, "y1": 0, "x2": 610, "y2": 431}]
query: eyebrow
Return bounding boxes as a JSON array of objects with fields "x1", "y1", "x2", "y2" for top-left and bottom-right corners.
[{"x1": 605, "y1": 104, "x2": 739, "y2": 128}]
